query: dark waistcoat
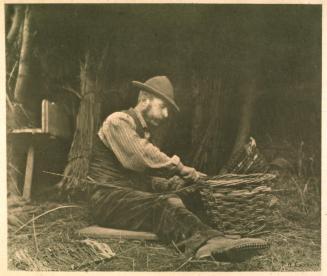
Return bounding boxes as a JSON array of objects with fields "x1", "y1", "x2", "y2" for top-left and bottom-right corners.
[{"x1": 88, "y1": 108, "x2": 151, "y2": 191}]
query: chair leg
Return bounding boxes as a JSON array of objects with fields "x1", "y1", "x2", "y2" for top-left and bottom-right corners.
[{"x1": 23, "y1": 144, "x2": 35, "y2": 201}]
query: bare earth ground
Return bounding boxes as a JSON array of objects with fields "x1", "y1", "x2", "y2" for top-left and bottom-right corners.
[{"x1": 7, "y1": 175, "x2": 321, "y2": 271}]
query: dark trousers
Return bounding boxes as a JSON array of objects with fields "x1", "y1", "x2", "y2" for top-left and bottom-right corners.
[{"x1": 88, "y1": 185, "x2": 215, "y2": 244}]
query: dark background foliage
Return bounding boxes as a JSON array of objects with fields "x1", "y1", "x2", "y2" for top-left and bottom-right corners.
[{"x1": 6, "y1": 4, "x2": 321, "y2": 174}]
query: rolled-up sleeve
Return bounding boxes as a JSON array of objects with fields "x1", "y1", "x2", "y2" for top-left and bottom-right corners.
[{"x1": 98, "y1": 112, "x2": 183, "y2": 175}]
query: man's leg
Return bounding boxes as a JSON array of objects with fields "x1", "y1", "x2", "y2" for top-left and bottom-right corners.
[
  {"x1": 151, "y1": 176, "x2": 209, "y2": 223},
  {"x1": 88, "y1": 186, "x2": 222, "y2": 252},
  {"x1": 89, "y1": 185, "x2": 269, "y2": 262}
]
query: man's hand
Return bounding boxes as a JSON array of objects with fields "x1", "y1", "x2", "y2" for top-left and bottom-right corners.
[
  {"x1": 197, "y1": 171, "x2": 207, "y2": 178},
  {"x1": 180, "y1": 166, "x2": 206, "y2": 182}
]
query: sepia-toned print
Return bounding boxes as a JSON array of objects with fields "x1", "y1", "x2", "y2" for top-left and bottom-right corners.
[{"x1": 5, "y1": 3, "x2": 321, "y2": 271}]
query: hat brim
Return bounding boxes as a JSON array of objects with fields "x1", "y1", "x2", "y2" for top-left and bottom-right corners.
[{"x1": 132, "y1": 81, "x2": 180, "y2": 112}]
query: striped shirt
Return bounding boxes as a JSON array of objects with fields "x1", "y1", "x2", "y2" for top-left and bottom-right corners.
[{"x1": 98, "y1": 108, "x2": 184, "y2": 176}]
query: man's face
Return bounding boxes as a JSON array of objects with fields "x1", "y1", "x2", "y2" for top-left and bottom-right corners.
[{"x1": 142, "y1": 97, "x2": 169, "y2": 127}]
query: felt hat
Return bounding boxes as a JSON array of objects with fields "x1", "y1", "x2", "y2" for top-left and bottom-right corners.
[{"x1": 132, "y1": 76, "x2": 180, "y2": 112}]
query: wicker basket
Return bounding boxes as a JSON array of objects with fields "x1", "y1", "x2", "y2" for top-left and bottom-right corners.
[{"x1": 198, "y1": 173, "x2": 275, "y2": 236}]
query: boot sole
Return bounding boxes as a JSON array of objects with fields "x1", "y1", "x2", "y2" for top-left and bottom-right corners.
[{"x1": 212, "y1": 242, "x2": 269, "y2": 263}]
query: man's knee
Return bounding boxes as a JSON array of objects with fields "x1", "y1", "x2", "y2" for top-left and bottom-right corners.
[{"x1": 166, "y1": 196, "x2": 185, "y2": 208}]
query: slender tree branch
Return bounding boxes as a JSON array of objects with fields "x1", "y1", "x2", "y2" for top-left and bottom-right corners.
[
  {"x1": 14, "y1": 6, "x2": 34, "y2": 103},
  {"x1": 6, "y1": 5, "x2": 24, "y2": 47}
]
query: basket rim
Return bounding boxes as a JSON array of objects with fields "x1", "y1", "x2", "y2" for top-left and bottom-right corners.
[{"x1": 198, "y1": 173, "x2": 276, "y2": 188}]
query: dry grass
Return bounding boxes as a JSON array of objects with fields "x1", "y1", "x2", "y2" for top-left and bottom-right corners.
[{"x1": 7, "y1": 174, "x2": 320, "y2": 271}]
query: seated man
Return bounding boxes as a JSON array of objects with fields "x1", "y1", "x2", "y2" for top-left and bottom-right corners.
[{"x1": 87, "y1": 75, "x2": 268, "y2": 262}]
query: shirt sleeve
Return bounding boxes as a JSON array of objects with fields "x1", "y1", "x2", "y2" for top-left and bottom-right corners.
[{"x1": 98, "y1": 112, "x2": 184, "y2": 175}]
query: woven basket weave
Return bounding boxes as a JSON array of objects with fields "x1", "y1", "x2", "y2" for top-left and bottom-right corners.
[{"x1": 198, "y1": 173, "x2": 275, "y2": 236}]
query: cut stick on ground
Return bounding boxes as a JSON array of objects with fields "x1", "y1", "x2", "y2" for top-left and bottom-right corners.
[
  {"x1": 78, "y1": 226, "x2": 158, "y2": 241},
  {"x1": 174, "y1": 256, "x2": 193, "y2": 271},
  {"x1": 32, "y1": 214, "x2": 39, "y2": 254},
  {"x1": 171, "y1": 240, "x2": 183, "y2": 255},
  {"x1": 14, "y1": 205, "x2": 82, "y2": 234}
]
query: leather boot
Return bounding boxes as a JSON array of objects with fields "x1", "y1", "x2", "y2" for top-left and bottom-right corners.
[
  {"x1": 195, "y1": 236, "x2": 269, "y2": 263},
  {"x1": 178, "y1": 229, "x2": 224, "y2": 257}
]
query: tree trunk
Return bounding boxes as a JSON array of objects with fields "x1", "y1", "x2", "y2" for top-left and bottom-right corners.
[
  {"x1": 191, "y1": 76, "x2": 203, "y2": 148},
  {"x1": 6, "y1": 6, "x2": 24, "y2": 100},
  {"x1": 14, "y1": 6, "x2": 34, "y2": 104},
  {"x1": 191, "y1": 78, "x2": 226, "y2": 174},
  {"x1": 6, "y1": 7, "x2": 33, "y2": 202},
  {"x1": 222, "y1": 79, "x2": 259, "y2": 173}
]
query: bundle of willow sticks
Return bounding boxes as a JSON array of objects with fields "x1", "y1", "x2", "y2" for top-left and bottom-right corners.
[
  {"x1": 58, "y1": 52, "x2": 104, "y2": 198},
  {"x1": 222, "y1": 137, "x2": 269, "y2": 174},
  {"x1": 198, "y1": 173, "x2": 276, "y2": 236}
]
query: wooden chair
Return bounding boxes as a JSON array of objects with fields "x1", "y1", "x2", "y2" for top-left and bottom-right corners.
[{"x1": 9, "y1": 100, "x2": 72, "y2": 201}]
